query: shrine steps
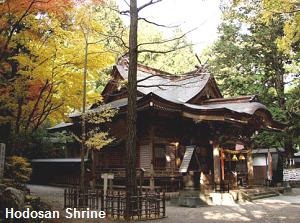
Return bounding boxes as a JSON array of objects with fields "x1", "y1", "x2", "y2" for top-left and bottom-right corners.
[{"x1": 238, "y1": 188, "x2": 281, "y2": 201}]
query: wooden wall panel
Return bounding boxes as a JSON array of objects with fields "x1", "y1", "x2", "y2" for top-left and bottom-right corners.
[
  {"x1": 253, "y1": 166, "x2": 267, "y2": 185},
  {"x1": 140, "y1": 144, "x2": 152, "y2": 170}
]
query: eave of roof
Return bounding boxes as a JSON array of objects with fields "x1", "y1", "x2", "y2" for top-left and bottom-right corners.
[
  {"x1": 69, "y1": 97, "x2": 142, "y2": 118},
  {"x1": 202, "y1": 95, "x2": 258, "y2": 104},
  {"x1": 184, "y1": 101, "x2": 267, "y2": 115},
  {"x1": 59, "y1": 92, "x2": 285, "y2": 132},
  {"x1": 47, "y1": 122, "x2": 73, "y2": 131}
]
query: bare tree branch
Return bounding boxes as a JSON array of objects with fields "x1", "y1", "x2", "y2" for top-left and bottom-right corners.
[
  {"x1": 138, "y1": 43, "x2": 195, "y2": 54},
  {"x1": 137, "y1": 28, "x2": 196, "y2": 47},
  {"x1": 1, "y1": 0, "x2": 37, "y2": 58},
  {"x1": 98, "y1": 32, "x2": 129, "y2": 49},
  {"x1": 123, "y1": 0, "x2": 130, "y2": 7},
  {"x1": 138, "y1": 17, "x2": 179, "y2": 28},
  {"x1": 24, "y1": 80, "x2": 50, "y2": 131},
  {"x1": 138, "y1": 0, "x2": 163, "y2": 12}
]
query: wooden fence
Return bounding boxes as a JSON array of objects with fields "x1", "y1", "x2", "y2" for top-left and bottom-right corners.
[
  {"x1": 104, "y1": 190, "x2": 166, "y2": 220},
  {"x1": 64, "y1": 188, "x2": 100, "y2": 209},
  {"x1": 64, "y1": 188, "x2": 166, "y2": 220}
]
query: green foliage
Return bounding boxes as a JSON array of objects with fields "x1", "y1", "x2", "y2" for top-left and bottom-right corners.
[
  {"x1": 138, "y1": 23, "x2": 198, "y2": 74},
  {"x1": 7, "y1": 126, "x2": 65, "y2": 159},
  {"x1": 206, "y1": 0, "x2": 300, "y2": 151},
  {"x1": 5, "y1": 156, "x2": 32, "y2": 187}
]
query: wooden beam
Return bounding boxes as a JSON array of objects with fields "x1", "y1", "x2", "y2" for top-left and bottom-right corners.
[{"x1": 183, "y1": 112, "x2": 225, "y2": 121}]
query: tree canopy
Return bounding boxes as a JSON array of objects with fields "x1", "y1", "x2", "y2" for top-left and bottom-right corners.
[
  {"x1": 1, "y1": 0, "x2": 298, "y2": 158},
  {"x1": 0, "y1": 1, "x2": 115, "y2": 136},
  {"x1": 207, "y1": 0, "x2": 299, "y2": 153}
]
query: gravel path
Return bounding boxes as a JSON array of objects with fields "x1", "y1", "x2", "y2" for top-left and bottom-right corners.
[{"x1": 27, "y1": 185, "x2": 300, "y2": 223}]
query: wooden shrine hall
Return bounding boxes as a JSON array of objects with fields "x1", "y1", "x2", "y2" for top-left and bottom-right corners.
[{"x1": 48, "y1": 58, "x2": 285, "y2": 192}]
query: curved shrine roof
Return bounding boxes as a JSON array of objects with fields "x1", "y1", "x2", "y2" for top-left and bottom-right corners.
[{"x1": 116, "y1": 64, "x2": 211, "y2": 103}]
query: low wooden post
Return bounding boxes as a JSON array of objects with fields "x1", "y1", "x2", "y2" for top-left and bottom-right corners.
[
  {"x1": 156, "y1": 190, "x2": 159, "y2": 217},
  {"x1": 101, "y1": 173, "x2": 114, "y2": 207},
  {"x1": 74, "y1": 188, "x2": 78, "y2": 208},
  {"x1": 162, "y1": 190, "x2": 166, "y2": 217},
  {"x1": 117, "y1": 191, "x2": 120, "y2": 219},
  {"x1": 111, "y1": 191, "x2": 114, "y2": 218},
  {"x1": 64, "y1": 189, "x2": 66, "y2": 209},
  {"x1": 100, "y1": 190, "x2": 104, "y2": 212},
  {"x1": 96, "y1": 190, "x2": 99, "y2": 209},
  {"x1": 145, "y1": 190, "x2": 148, "y2": 218}
]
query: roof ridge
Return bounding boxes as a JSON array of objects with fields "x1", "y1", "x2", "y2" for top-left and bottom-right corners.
[
  {"x1": 117, "y1": 57, "x2": 210, "y2": 79},
  {"x1": 202, "y1": 95, "x2": 258, "y2": 104}
]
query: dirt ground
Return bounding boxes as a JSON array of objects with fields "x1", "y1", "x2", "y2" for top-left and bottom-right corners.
[{"x1": 27, "y1": 185, "x2": 300, "y2": 223}]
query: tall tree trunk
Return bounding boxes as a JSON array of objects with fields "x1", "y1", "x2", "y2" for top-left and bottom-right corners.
[
  {"x1": 91, "y1": 149, "x2": 96, "y2": 189},
  {"x1": 80, "y1": 40, "x2": 88, "y2": 193},
  {"x1": 125, "y1": 0, "x2": 138, "y2": 219},
  {"x1": 274, "y1": 63, "x2": 294, "y2": 159},
  {"x1": 15, "y1": 98, "x2": 23, "y2": 135}
]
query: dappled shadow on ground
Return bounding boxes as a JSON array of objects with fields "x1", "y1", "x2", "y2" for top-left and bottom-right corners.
[
  {"x1": 161, "y1": 201, "x2": 300, "y2": 223},
  {"x1": 28, "y1": 185, "x2": 300, "y2": 223}
]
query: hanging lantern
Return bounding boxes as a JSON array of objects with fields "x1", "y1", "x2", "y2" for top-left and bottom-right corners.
[
  {"x1": 232, "y1": 154, "x2": 238, "y2": 161},
  {"x1": 239, "y1": 154, "x2": 245, "y2": 160}
]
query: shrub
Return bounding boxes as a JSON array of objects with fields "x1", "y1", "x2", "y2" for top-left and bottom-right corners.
[{"x1": 5, "y1": 156, "x2": 32, "y2": 187}]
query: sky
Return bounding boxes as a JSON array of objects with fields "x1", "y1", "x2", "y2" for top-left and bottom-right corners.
[{"x1": 116, "y1": 0, "x2": 222, "y2": 54}]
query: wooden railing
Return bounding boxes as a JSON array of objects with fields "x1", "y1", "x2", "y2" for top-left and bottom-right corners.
[
  {"x1": 64, "y1": 188, "x2": 101, "y2": 209},
  {"x1": 104, "y1": 189, "x2": 166, "y2": 220},
  {"x1": 63, "y1": 187, "x2": 166, "y2": 220},
  {"x1": 96, "y1": 167, "x2": 181, "y2": 178}
]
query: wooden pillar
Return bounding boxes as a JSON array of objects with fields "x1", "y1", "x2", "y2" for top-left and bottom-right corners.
[
  {"x1": 220, "y1": 150, "x2": 225, "y2": 181},
  {"x1": 213, "y1": 144, "x2": 221, "y2": 184},
  {"x1": 247, "y1": 151, "x2": 254, "y2": 188},
  {"x1": 150, "y1": 125, "x2": 155, "y2": 191},
  {"x1": 150, "y1": 162, "x2": 155, "y2": 191}
]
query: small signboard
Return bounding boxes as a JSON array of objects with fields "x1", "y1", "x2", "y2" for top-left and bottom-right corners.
[
  {"x1": 283, "y1": 168, "x2": 300, "y2": 181},
  {"x1": 179, "y1": 146, "x2": 195, "y2": 173},
  {"x1": 0, "y1": 143, "x2": 5, "y2": 178},
  {"x1": 101, "y1": 173, "x2": 114, "y2": 197}
]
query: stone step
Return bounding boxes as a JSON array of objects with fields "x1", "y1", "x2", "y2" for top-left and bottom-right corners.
[
  {"x1": 240, "y1": 189, "x2": 280, "y2": 201},
  {"x1": 251, "y1": 193, "x2": 279, "y2": 200}
]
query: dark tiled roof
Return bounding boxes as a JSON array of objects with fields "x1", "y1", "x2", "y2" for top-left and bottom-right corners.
[{"x1": 116, "y1": 65, "x2": 210, "y2": 103}]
